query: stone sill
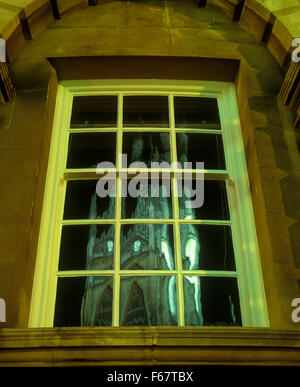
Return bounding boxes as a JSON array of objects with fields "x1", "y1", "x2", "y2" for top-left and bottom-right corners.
[{"x1": 0, "y1": 327, "x2": 300, "y2": 366}]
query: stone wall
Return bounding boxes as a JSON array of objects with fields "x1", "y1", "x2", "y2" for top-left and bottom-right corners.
[{"x1": 0, "y1": 1, "x2": 299, "y2": 337}]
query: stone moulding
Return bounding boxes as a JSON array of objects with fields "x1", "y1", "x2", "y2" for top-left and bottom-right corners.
[{"x1": 0, "y1": 327, "x2": 300, "y2": 366}]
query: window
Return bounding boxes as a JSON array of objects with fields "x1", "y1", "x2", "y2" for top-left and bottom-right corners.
[{"x1": 29, "y1": 80, "x2": 269, "y2": 328}]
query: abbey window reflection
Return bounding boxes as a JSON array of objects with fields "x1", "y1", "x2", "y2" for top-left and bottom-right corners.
[{"x1": 53, "y1": 92, "x2": 242, "y2": 327}]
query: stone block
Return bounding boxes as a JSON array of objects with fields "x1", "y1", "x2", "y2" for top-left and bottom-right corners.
[
  {"x1": 267, "y1": 12, "x2": 300, "y2": 68},
  {"x1": 25, "y1": 1, "x2": 54, "y2": 38},
  {"x1": 259, "y1": 167, "x2": 287, "y2": 212},
  {"x1": 169, "y1": 1, "x2": 230, "y2": 27},
  {"x1": 240, "y1": 1, "x2": 271, "y2": 42},
  {"x1": 253, "y1": 0, "x2": 299, "y2": 17},
  {"x1": 0, "y1": 7, "x2": 26, "y2": 62},
  {"x1": 56, "y1": 0, "x2": 88, "y2": 16},
  {"x1": 211, "y1": 0, "x2": 236, "y2": 19},
  {"x1": 0, "y1": 1, "x2": 54, "y2": 37}
]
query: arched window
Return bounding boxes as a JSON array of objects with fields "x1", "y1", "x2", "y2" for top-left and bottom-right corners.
[
  {"x1": 123, "y1": 283, "x2": 148, "y2": 326},
  {"x1": 94, "y1": 285, "x2": 113, "y2": 326}
]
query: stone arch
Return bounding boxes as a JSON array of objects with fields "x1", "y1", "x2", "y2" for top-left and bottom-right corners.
[
  {"x1": 0, "y1": 0, "x2": 299, "y2": 124},
  {"x1": 0, "y1": 1, "x2": 299, "y2": 64}
]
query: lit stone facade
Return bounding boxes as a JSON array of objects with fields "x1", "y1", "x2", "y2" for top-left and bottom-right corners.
[{"x1": 0, "y1": 0, "x2": 300, "y2": 366}]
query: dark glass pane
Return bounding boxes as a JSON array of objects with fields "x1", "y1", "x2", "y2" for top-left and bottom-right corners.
[
  {"x1": 180, "y1": 225, "x2": 235, "y2": 271},
  {"x1": 176, "y1": 133, "x2": 225, "y2": 170},
  {"x1": 120, "y1": 224, "x2": 174, "y2": 270},
  {"x1": 122, "y1": 132, "x2": 171, "y2": 166},
  {"x1": 123, "y1": 96, "x2": 169, "y2": 127},
  {"x1": 54, "y1": 276, "x2": 113, "y2": 326},
  {"x1": 178, "y1": 180, "x2": 230, "y2": 220},
  {"x1": 63, "y1": 181, "x2": 115, "y2": 220},
  {"x1": 120, "y1": 276, "x2": 177, "y2": 326},
  {"x1": 66, "y1": 132, "x2": 116, "y2": 169},
  {"x1": 70, "y1": 96, "x2": 117, "y2": 128},
  {"x1": 59, "y1": 224, "x2": 114, "y2": 270},
  {"x1": 121, "y1": 179, "x2": 173, "y2": 219},
  {"x1": 183, "y1": 276, "x2": 241, "y2": 326},
  {"x1": 174, "y1": 97, "x2": 220, "y2": 129}
]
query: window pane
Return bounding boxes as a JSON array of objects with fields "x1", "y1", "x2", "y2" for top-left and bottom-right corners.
[
  {"x1": 121, "y1": 179, "x2": 173, "y2": 219},
  {"x1": 183, "y1": 276, "x2": 241, "y2": 326},
  {"x1": 59, "y1": 224, "x2": 114, "y2": 271},
  {"x1": 174, "y1": 97, "x2": 220, "y2": 129},
  {"x1": 66, "y1": 133, "x2": 116, "y2": 169},
  {"x1": 178, "y1": 180, "x2": 230, "y2": 220},
  {"x1": 120, "y1": 276, "x2": 177, "y2": 326},
  {"x1": 123, "y1": 96, "x2": 169, "y2": 127},
  {"x1": 70, "y1": 96, "x2": 117, "y2": 128},
  {"x1": 63, "y1": 181, "x2": 115, "y2": 220},
  {"x1": 54, "y1": 276, "x2": 113, "y2": 326},
  {"x1": 120, "y1": 224, "x2": 174, "y2": 270},
  {"x1": 180, "y1": 225, "x2": 235, "y2": 271},
  {"x1": 122, "y1": 132, "x2": 171, "y2": 166},
  {"x1": 176, "y1": 133, "x2": 225, "y2": 170}
]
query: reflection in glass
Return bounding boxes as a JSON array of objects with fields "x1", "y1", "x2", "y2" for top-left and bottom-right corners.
[
  {"x1": 123, "y1": 96, "x2": 169, "y2": 127},
  {"x1": 70, "y1": 96, "x2": 118, "y2": 128},
  {"x1": 120, "y1": 224, "x2": 174, "y2": 270},
  {"x1": 59, "y1": 224, "x2": 114, "y2": 271},
  {"x1": 120, "y1": 276, "x2": 177, "y2": 326},
  {"x1": 183, "y1": 276, "x2": 241, "y2": 326},
  {"x1": 64, "y1": 181, "x2": 115, "y2": 220},
  {"x1": 176, "y1": 133, "x2": 225, "y2": 170},
  {"x1": 122, "y1": 179, "x2": 173, "y2": 219},
  {"x1": 54, "y1": 276, "x2": 113, "y2": 326},
  {"x1": 66, "y1": 132, "x2": 116, "y2": 169},
  {"x1": 174, "y1": 96, "x2": 220, "y2": 129},
  {"x1": 180, "y1": 225, "x2": 235, "y2": 271},
  {"x1": 178, "y1": 180, "x2": 230, "y2": 220},
  {"x1": 123, "y1": 132, "x2": 171, "y2": 166}
]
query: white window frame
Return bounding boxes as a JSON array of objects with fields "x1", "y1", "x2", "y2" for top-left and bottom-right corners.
[{"x1": 29, "y1": 79, "x2": 269, "y2": 328}]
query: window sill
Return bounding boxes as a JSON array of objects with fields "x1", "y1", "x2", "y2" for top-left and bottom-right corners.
[{"x1": 0, "y1": 327, "x2": 299, "y2": 366}]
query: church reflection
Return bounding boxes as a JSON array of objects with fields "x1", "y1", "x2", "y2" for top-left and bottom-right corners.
[{"x1": 80, "y1": 132, "x2": 237, "y2": 326}]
